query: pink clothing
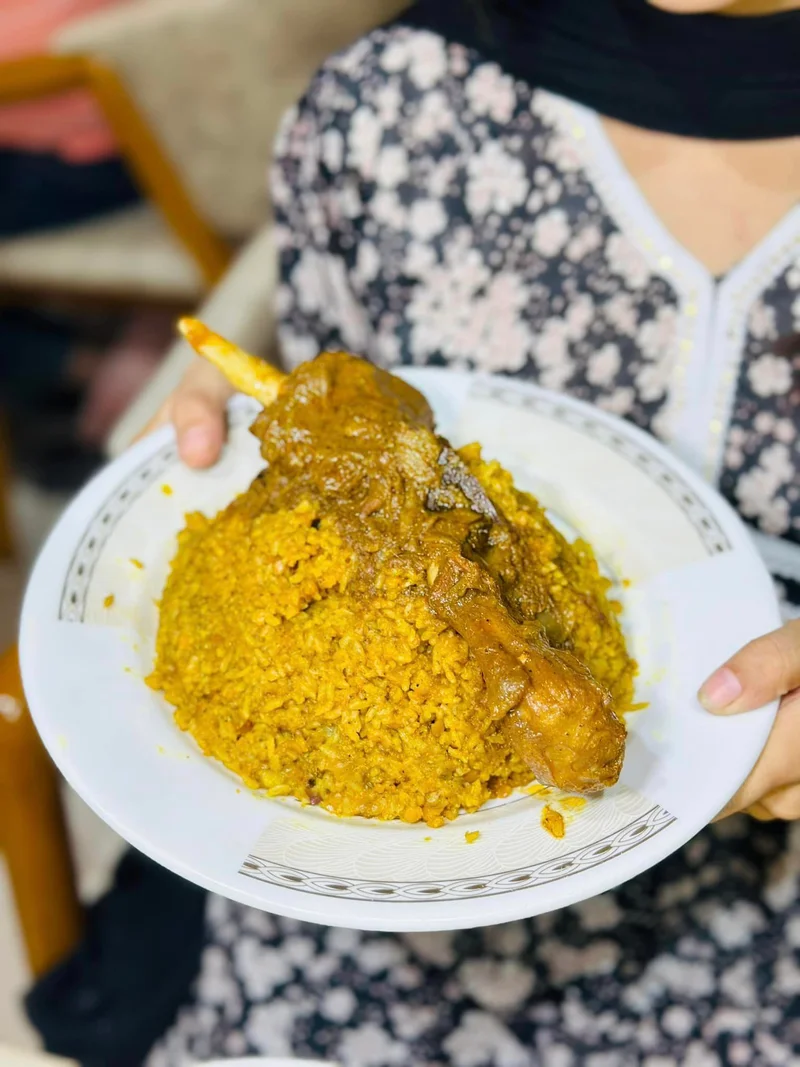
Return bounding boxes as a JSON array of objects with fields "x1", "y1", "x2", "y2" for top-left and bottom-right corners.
[{"x1": 0, "y1": 0, "x2": 130, "y2": 162}]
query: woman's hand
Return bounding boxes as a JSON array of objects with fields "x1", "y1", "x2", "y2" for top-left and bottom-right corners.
[
  {"x1": 138, "y1": 358, "x2": 234, "y2": 468},
  {"x1": 699, "y1": 619, "x2": 800, "y2": 820}
]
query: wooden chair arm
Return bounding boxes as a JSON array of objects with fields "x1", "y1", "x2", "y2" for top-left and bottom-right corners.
[
  {"x1": 0, "y1": 54, "x2": 85, "y2": 102},
  {"x1": 0, "y1": 646, "x2": 83, "y2": 977}
]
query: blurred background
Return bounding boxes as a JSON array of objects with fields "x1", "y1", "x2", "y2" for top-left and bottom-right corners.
[{"x1": 0, "y1": 0, "x2": 404, "y2": 1058}]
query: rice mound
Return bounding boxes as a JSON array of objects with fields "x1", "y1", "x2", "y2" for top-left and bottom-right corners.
[{"x1": 149, "y1": 445, "x2": 635, "y2": 827}]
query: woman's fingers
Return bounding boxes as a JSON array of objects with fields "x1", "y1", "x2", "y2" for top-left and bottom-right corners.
[
  {"x1": 131, "y1": 358, "x2": 234, "y2": 468},
  {"x1": 699, "y1": 619, "x2": 800, "y2": 714},
  {"x1": 700, "y1": 621, "x2": 800, "y2": 821},
  {"x1": 172, "y1": 387, "x2": 229, "y2": 468},
  {"x1": 714, "y1": 688, "x2": 800, "y2": 819}
]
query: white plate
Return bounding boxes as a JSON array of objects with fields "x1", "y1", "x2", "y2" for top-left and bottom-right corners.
[{"x1": 20, "y1": 371, "x2": 780, "y2": 932}]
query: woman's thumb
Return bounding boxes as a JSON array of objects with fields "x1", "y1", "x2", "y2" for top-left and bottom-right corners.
[
  {"x1": 173, "y1": 388, "x2": 229, "y2": 468},
  {"x1": 698, "y1": 620, "x2": 800, "y2": 715}
]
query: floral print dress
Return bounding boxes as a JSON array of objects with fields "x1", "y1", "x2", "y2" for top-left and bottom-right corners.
[{"x1": 148, "y1": 25, "x2": 800, "y2": 1067}]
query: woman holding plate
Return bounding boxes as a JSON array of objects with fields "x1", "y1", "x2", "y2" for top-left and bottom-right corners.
[{"x1": 143, "y1": 0, "x2": 800, "y2": 1062}]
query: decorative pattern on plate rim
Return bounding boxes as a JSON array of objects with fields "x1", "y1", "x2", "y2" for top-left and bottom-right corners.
[
  {"x1": 59, "y1": 405, "x2": 258, "y2": 623},
  {"x1": 238, "y1": 805, "x2": 675, "y2": 903},
  {"x1": 59, "y1": 443, "x2": 177, "y2": 622},
  {"x1": 474, "y1": 383, "x2": 731, "y2": 556}
]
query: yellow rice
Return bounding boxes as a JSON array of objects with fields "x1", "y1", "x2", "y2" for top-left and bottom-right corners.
[{"x1": 148, "y1": 445, "x2": 635, "y2": 827}]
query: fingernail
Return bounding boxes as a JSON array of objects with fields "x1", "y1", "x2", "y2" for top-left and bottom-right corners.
[
  {"x1": 180, "y1": 425, "x2": 215, "y2": 464},
  {"x1": 698, "y1": 667, "x2": 743, "y2": 712}
]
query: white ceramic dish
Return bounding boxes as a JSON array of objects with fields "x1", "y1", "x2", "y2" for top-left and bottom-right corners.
[{"x1": 20, "y1": 370, "x2": 780, "y2": 932}]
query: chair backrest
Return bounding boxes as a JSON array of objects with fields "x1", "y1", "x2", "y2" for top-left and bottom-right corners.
[{"x1": 56, "y1": 0, "x2": 410, "y2": 240}]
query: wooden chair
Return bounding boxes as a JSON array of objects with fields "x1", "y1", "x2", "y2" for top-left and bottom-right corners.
[
  {"x1": 0, "y1": 32, "x2": 242, "y2": 964},
  {"x1": 0, "y1": 0, "x2": 409, "y2": 307},
  {"x1": 0, "y1": 52, "x2": 230, "y2": 305}
]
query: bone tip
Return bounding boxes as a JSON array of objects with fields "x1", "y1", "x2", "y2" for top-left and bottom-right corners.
[{"x1": 178, "y1": 317, "x2": 208, "y2": 347}]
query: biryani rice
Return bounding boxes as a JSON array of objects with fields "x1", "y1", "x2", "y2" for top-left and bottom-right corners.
[{"x1": 149, "y1": 447, "x2": 635, "y2": 827}]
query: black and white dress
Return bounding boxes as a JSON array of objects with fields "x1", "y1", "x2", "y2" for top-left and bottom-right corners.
[{"x1": 149, "y1": 26, "x2": 800, "y2": 1067}]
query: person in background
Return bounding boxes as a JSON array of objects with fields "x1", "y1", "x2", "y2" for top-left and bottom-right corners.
[
  {"x1": 142, "y1": 0, "x2": 800, "y2": 1063},
  {"x1": 0, "y1": 0, "x2": 170, "y2": 489}
]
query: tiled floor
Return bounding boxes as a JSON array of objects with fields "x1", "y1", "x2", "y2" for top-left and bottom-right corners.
[{"x1": 0, "y1": 483, "x2": 125, "y2": 1050}]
